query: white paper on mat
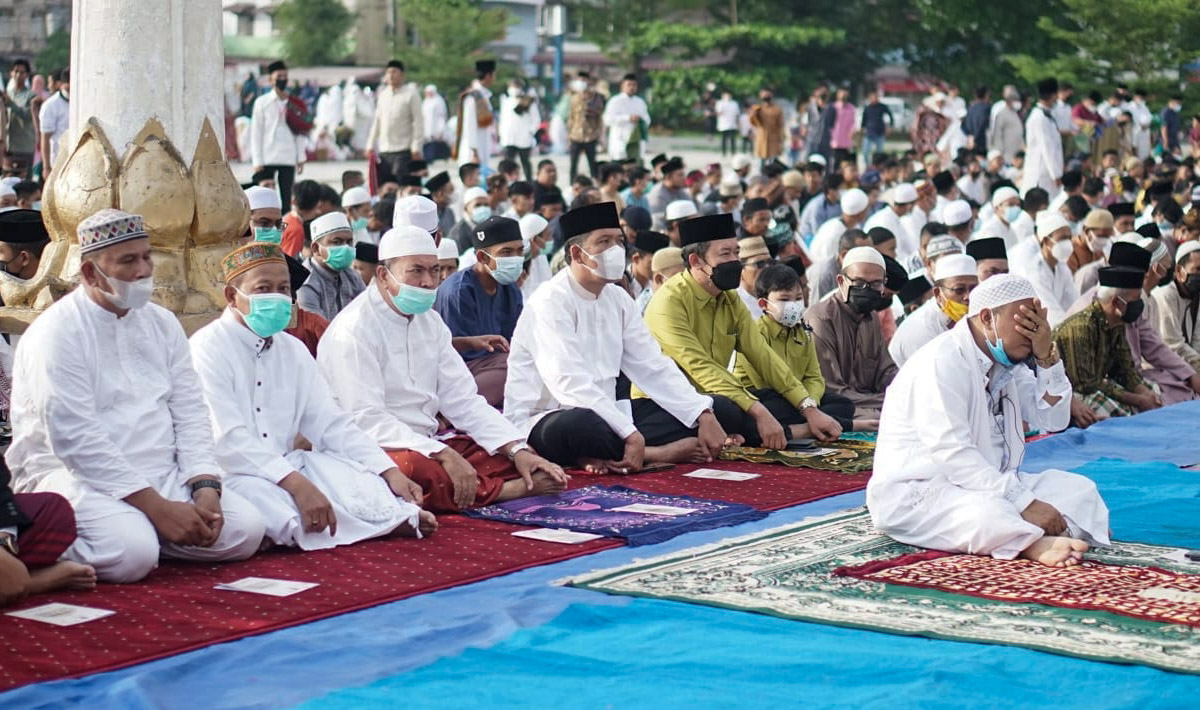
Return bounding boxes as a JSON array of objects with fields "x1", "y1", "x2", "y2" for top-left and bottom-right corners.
[
  {"x1": 6, "y1": 603, "x2": 115, "y2": 626},
  {"x1": 511, "y1": 528, "x2": 605, "y2": 544},
  {"x1": 610, "y1": 503, "x2": 698, "y2": 516},
  {"x1": 214, "y1": 577, "x2": 319, "y2": 597}
]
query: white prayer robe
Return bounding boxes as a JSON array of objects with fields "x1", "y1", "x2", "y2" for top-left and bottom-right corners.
[
  {"x1": 499, "y1": 92, "x2": 541, "y2": 150},
  {"x1": 1020, "y1": 105, "x2": 1063, "y2": 198},
  {"x1": 865, "y1": 206, "x2": 918, "y2": 266},
  {"x1": 888, "y1": 299, "x2": 950, "y2": 368},
  {"x1": 520, "y1": 254, "x2": 553, "y2": 301},
  {"x1": 602, "y1": 93, "x2": 651, "y2": 160},
  {"x1": 423, "y1": 93, "x2": 449, "y2": 143},
  {"x1": 457, "y1": 81, "x2": 493, "y2": 165},
  {"x1": 5, "y1": 290, "x2": 265, "y2": 582},
  {"x1": 868, "y1": 321, "x2": 1110, "y2": 559},
  {"x1": 318, "y1": 286, "x2": 521, "y2": 457},
  {"x1": 1010, "y1": 249, "x2": 1077, "y2": 326},
  {"x1": 504, "y1": 271, "x2": 711, "y2": 438},
  {"x1": 977, "y1": 214, "x2": 1018, "y2": 251},
  {"x1": 189, "y1": 310, "x2": 421, "y2": 550},
  {"x1": 809, "y1": 216, "x2": 850, "y2": 263}
]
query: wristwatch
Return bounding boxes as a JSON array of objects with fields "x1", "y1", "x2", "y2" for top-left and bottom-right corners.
[
  {"x1": 0, "y1": 533, "x2": 18, "y2": 558},
  {"x1": 505, "y1": 443, "x2": 533, "y2": 461},
  {"x1": 1035, "y1": 342, "x2": 1061, "y2": 369},
  {"x1": 799, "y1": 397, "x2": 818, "y2": 412},
  {"x1": 190, "y1": 479, "x2": 223, "y2": 497}
]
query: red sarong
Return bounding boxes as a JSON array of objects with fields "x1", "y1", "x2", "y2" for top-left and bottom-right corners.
[
  {"x1": 388, "y1": 436, "x2": 520, "y2": 513},
  {"x1": 14, "y1": 492, "x2": 76, "y2": 568}
]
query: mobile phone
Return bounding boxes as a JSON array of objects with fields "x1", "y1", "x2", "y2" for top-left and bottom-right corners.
[
  {"x1": 1184, "y1": 550, "x2": 1200, "y2": 562},
  {"x1": 637, "y1": 462, "x2": 675, "y2": 473},
  {"x1": 786, "y1": 438, "x2": 817, "y2": 451}
]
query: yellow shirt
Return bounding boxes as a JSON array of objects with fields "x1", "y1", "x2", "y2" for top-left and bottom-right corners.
[
  {"x1": 733, "y1": 314, "x2": 826, "y2": 402},
  {"x1": 638, "y1": 270, "x2": 810, "y2": 411}
]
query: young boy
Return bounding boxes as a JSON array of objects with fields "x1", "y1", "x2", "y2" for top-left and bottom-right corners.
[{"x1": 732, "y1": 264, "x2": 856, "y2": 433}]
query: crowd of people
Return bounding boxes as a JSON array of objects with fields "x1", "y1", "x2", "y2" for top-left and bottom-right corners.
[{"x1": 3, "y1": 52, "x2": 1200, "y2": 606}]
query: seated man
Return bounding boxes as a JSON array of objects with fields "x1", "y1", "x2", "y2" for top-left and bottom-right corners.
[
  {"x1": 643, "y1": 213, "x2": 843, "y2": 449},
  {"x1": 190, "y1": 243, "x2": 434, "y2": 549},
  {"x1": 434, "y1": 215, "x2": 525, "y2": 408},
  {"x1": 1055, "y1": 265, "x2": 1161, "y2": 424},
  {"x1": 318, "y1": 226, "x2": 567, "y2": 512},
  {"x1": 888, "y1": 253, "x2": 977, "y2": 367},
  {"x1": 353, "y1": 242, "x2": 378, "y2": 287},
  {"x1": 965, "y1": 236, "x2": 1008, "y2": 281},
  {"x1": 868, "y1": 274, "x2": 1109, "y2": 567},
  {"x1": 282, "y1": 255, "x2": 329, "y2": 358},
  {"x1": 519, "y1": 213, "x2": 553, "y2": 299},
  {"x1": 243, "y1": 185, "x2": 284, "y2": 244},
  {"x1": 896, "y1": 272, "x2": 934, "y2": 323},
  {"x1": 627, "y1": 229, "x2": 670, "y2": 302},
  {"x1": 506, "y1": 202, "x2": 732, "y2": 473},
  {"x1": 805, "y1": 246, "x2": 899, "y2": 422},
  {"x1": 1069, "y1": 209, "x2": 1115, "y2": 291},
  {"x1": 436, "y1": 237, "x2": 460, "y2": 286},
  {"x1": 734, "y1": 236, "x2": 772, "y2": 318},
  {"x1": 805, "y1": 228, "x2": 870, "y2": 305},
  {"x1": 7, "y1": 209, "x2": 265, "y2": 582},
  {"x1": 635, "y1": 246, "x2": 685, "y2": 315},
  {"x1": 1010, "y1": 211, "x2": 1078, "y2": 326},
  {"x1": 0, "y1": 458, "x2": 94, "y2": 606},
  {"x1": 734, "y1": 264, "x2": 856, "y2": 431},
  {"x1": 297, "y1": 212, "x2": 365, "y2": 321},
  {"x1": 1152, "y1": 241, "x2": 1200, "y2": 373}
]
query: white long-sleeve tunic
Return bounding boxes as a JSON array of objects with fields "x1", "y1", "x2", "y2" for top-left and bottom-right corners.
[
  {"x1": 1020, "y1": 105, "x2": 1062, "y2": 198},
  {"x1": 602, "y1": 92, "x2": 651, "y2": 160}
]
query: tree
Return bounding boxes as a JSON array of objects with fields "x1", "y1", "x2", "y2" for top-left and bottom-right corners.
[
  {"x1": 35, "y1": 29, "x2": 71, "y2": 76},
  {"x1": 394, "y1": 0, "x2": 513, "y2": 97},
  {"x1": 273, "y1": 0, "x2": 355, "y2": 66}
]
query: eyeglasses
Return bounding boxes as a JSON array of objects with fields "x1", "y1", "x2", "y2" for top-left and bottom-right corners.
[
  {"x1": 845, "y1": 277, "x2": 886, "y2": 291},
  {"x1": 939, "y1": 283, "x2": 977, "y2": 298},
  {"x1": 742, "y1": 259, "x2": 772, "y2": 270}
]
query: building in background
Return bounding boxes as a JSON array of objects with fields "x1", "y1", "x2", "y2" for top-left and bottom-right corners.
[{"x1": 0, "y1": 0, "x2": 70, "y2": 65}]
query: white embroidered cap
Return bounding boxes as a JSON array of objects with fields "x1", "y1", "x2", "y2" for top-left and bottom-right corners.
[
  {"x1": 519, "y1": 213, "x2": 549, "y2": 243},
  {"x1": 1035, "y1": 210, "x2": 1071, "y2": 238},
  {"x1": 393, "y1": 195, "x2": 439, "y2": 232},
  {"x1": 991, "y1": 186, "x2": 1019, "y2": 207},
  {"x1": 891, "y1": 183, "x2": 918, "y2": 204},
  {"x1": 379, "y1": 225, "x2": 438, "y2": 260},
  {"x1": 933, "y1": 253, "x2": 977, "y2": 282},
  {"x1": 841, "y1": 246, "x2": 885, "y2": 270},
  {"x1": 436, "y1": 237, "x2": 460, "y2": 260},
  {"x1": 943, "y1": 199, "x2": 973, "y2": 227},
  {"x1": 311, "y1": 212, "x2": 351, "y2": 241},
  {"x1": 341, "y1": 186, "x2": 371, "y2": 208},
  {"x1": 1176, "y1": 240, "x2": 1200, "y2": 264},
  {"x1": 967, "y1": 273, "x2": 1037, "y2": 317},
  {"x1": 244, "y1": 186, "x2": 282, "y2": 212}
]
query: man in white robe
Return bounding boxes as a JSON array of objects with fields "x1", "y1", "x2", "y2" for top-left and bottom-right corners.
[
  {"x1": 319, "y1": 226, "x2": 567, "y2": 512},
  {"x1": 868, "y1": 274, "x2": 1110, "y2": 566},
  {"x1": 506, "y1": 202, "x2": 731, "y2": 473},
  {"x1": 865, "y1": 183, "x2": 918, "y2": 266},
  {"x1": 602, "y1": 74, "x2": 651, "y2": 161},
  {"x1": 809, "y1": 188, "x2": 869, "y2": 263},
  {"x1": 976, "y1": 186, "x2": 1022, "y2": 250},
  {"x1": 1020, "y1": 78, "x2": 1064, "y2": 199},
  {"x1": 888, "y1": 253, "x2": 977, "y2": 367},
  {"x1": 1010, "y1": 210, "x2": 1078, "y2": 326},
  {"x1": 190, "y1": 243, "x2": 434, "y2": 550},
  {"x1": 6, "y1": 209, "x2": 265, "y2": 582},
  {"x1": 456, "y1": 60, "x2": 496, "y2": 167}
]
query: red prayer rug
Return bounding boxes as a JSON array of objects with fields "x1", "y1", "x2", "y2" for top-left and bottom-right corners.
[
  {"x1": 835, "y1": 551, "x2": 1200, "y2": 628},
  {"x1": 0, "y1": 516, "x2": 620, "y2": 691}
]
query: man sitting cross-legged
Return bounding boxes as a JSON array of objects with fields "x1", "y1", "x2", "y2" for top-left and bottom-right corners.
[
  {"x1": 6, "y1": 209, "x2": 265, "y2": 582},
  {"x1": 190, "y1": 243, "x2": 435, "y2": 549},
  {"x1": 319, "y1": 226, "x2": 568, "y2": 512},
  {"x1": 506, "y1": 202, "x2": 735, "y2": 474},
  {"x1": 868, "y1": 274, "x2": 1110, "y2": 567}
]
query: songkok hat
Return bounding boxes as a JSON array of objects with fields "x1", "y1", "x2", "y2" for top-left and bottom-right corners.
[
  {"x1": 898, "y1": 273, "x2": 933, "y2": 305},
  {"x1": 1134, "y1": 236, "x2": 1168, "y2": 264},
  {"x1": 883, "y1": 254, "x2": 908, "y2": 291},
  {"x1": 867, "y1": 227, "x2": 896, "y2": 245},
  {"x1": 222, "y1": 242, "x2": 286, "y2": 283},
  {"x1": 943, "y1": 200, "x2": 973, "y2": 227},
  {"x1": 311, "y1": 212, "x2": 351, "y2": 241},
  {"x1": 408, "y1": 160, "x2": 428, "y2": 174},
  {"x1": 842, "y1": 246, "x2": 885, "y2": 270},
  {"x1": 355, "y1": 242, "x2": 378, "y2": 265},
  {"x1": 1035, "y1": 210, "x2": 1070, "y2": 238},
  {"x1": 379, "y1": 225, "x2": 438, "y2": 260},
  {"x1": 634, "y1": 230, "x2": 670, "y2": 254},
  {"x1": 341, "y1": 186, "x2": 371, "y2": 208},
  {"x1": 1135, "y1": 223, "x2": 1161, "y2": 240},
  {"x1": 967, "y1": 273, "x2": 1036, "y2": 317},
  {"x1": 931, "y1": 170, "x2": 955, "y2": 192},
  {"x1": 519, "y1": 213, "x2": 549, "y2": 243},
  {"x1": 393, "y1": 195, "x2": 439, "y2": 232},
  {"x1": 678, "y1": 214, "x2": 735, "y2": 247},
  {"x1": 738, "y1": 236, "x2": 770, "y2": 261},
  {"x1": 743, "y1": 197, "x2": 770, "y2": 215},
  {"x1": 462, "y1": 186, "x2": 489, "y2": 207},
  {"x1": 781, "y1": 170, "x2": 804, "y2": 189},
  {"x1": 1106, "y1": 242, "x2": 1151, "y2": 272},
  {"x1": 966, "y1": 236, "x2": 1007, "y2": 262},
  {"x1": 662, "y1": 157, "x2": 685, "y2": 174},
  {"x1": 1097, "y1": 266, "x2": 1144, "y2": 289},
  {"x1": 926, "y1": 235, "x2": 965, "y2": 261},
  {"x1": 840, "y1": 188, "x2": 869, "y2": 215},
  {"x1": 437, "y1": 238, "x2": 460, "y2": 261},
  {"x1": 560, "y1": 202, "x2": 620, "y2": 241},
  {"x1": 285, "y1": 254, "x2": 310, "y2": 294},
  {"x1": 891, "y1": 183, "x2": 918, "y2": 204},
  {"x1": 731, "y1": 155, "x2": 753, "y2": 171},
  {"x1": 425, "y1": 171, "x2": 451, "y2": 193},
  {"x1": 621, "y1": 205, "x2": 652, "y2": 232},
  {"x1": 473, "y1": 215, "x2": 523, "y2": 249},
  {"x1": 1175, "y1": 240, "x2": 1200, "y2": 264},
  {"x1": 399, "y1": 175, "x2": 423, "y2": 188},
  {"x1": 1083, "y1": 209, "x2": 1114, "y2": 230},
  {"x1": 266, "y1": 60, "x2": 287, "y2": 74},
  {"x1": 933, "y1": 253, "x2": 977, "y2": 282},
  {"x1": 245, "y1": 186, "x2": 282, "y2": 212},
  {"x1": 652, "y1": 246, "x2": 684, "y2": 273},
  {"x1": 1108, "y1": 202, "x2": 1135, "y2": 218},
  {"x1": 991, "y1": 186, "x2": 1019, "y2": 207},
  {"x1": 718, "y1": 178, "x2": 743, "y2": 198},
  {"x1": 0, "y1": 209, "x2": 49, "y2": 244},
  {"x1": 666, "y1": 200, "x2": 698, "y2": 222},
  {"x1": 475, "y1": 59, "x2": 496, "y2": 74},
  {"x1": 78, "y1": 208, "x2": 149, "y2": 254},
  {"x1": 860, "y1": 170, "x2": 882, "y2": 189},
  {"x1": 650, "y1": 153, "x2": 668, "y2": 167}
]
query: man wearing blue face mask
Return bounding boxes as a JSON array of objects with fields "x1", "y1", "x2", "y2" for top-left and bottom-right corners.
[
  {"x1": 296, "y1": 212, "x2": 365, "y2": 321},
  {"x1": 340, "y1": 186, "x2": 373, "y2": 245},
  {"x1": 243, "y1": 186, "x2": 284, "y2": 245},
  {"x1": 435, "y1": 216, "x2": 524, "y2": 408}
]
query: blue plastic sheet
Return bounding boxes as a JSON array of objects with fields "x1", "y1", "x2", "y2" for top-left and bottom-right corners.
[{"x1": 1024, "y1": 399, "x2": 1200, "y2": 472}]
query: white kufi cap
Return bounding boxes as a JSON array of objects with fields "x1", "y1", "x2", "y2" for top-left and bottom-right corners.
[
  {"x1": 967, "y1": 273, "x2": 1037, "y2": 317},
  {"x1": 933, "y1": 253, "x2": 977, "y2": 282},
  {"x1": 519, "y1": 213, "x2": 549, "y2": 243},
  {"x1": 393, "y1": 195, "x2": 439, "y2": 232},
  {"x1": 244, "y1": 186, "x2": 282, "y2": 211},
  {"x1": 1035, "y1": 210, "x2": 1071, "y2": 238},
  {"x1": 841, "y1": 246, "x2": 885, "y2": 270},
  {"x1": 840, "y1": 188, "x2": 869, "y2": 215},
  {"x1": 310, "y1": 212, "x2": 351, "y2": 241},
  {"x1": 379, "y1": 225, "x2": 438, "y2": 260},
  {"x1": 943, "y1": 199, "x2": 973, "y2": 227},
  {"x1": 341, "y1": 186, "x2": 371, "y2": 208},
  {"x1": 666, "y1": 200, "x2": 698, "y2": 221}
]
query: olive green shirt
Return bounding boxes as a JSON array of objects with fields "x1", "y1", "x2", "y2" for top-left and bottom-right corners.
[
  {"x1": 734, "y1": 314, "x2": 826, "y2": 402},
  {"x1": 638, "y1": 270, "x2": 810, "y2": 411},
  {"x1": 1053, "y1": 301, "x2": 1147, "y2": 399}
]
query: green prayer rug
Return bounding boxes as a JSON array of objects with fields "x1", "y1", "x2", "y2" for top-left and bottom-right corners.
[{"x1": 568, "y1": 509, "x2": 1200, "y2": 675}]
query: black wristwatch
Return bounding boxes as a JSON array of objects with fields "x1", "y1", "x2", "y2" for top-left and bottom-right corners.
[
  {"x1": 0, "y1": 533, "x2": 18, "y2": 557},
  {"x1": 190, "y1": 479, "x2": 223, "y2": 497}
]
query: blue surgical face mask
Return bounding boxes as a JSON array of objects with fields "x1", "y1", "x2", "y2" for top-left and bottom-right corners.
[
  {"x1": 235, "y1": 289, "x2": 292, "y2": 338},
  {"x1": 471, "y1": 205, "x2": 493, "y2": 224},
  {"x1": 31, "y1": 201, "x2": 42, "y2": 211},
  {"x1": 253, "y1": 226, "x2": 283, "y2": 244},
  {"x1": 386, "y1": 269, "x2": 436, "y2": 315},
  {"x1": 487, "y1": 254, "x2": 525, "y2": 285},
  {"x1": 1158, "y1": 221, "x2": 1174, "y2": 235},
  {"x1": 351, "y1": 217, "x2": 369, "y2": 232},
  {"x1": 985, "y1": 317, "x2": 1015, "y2": 368},
  {"x1": 1004, "y1": 205, "x2": 1023, "y2": 224}
]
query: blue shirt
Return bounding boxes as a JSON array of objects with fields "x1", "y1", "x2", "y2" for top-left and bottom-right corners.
[
  {"x1": 434, "y1": 267, "x2": 523, "y2": 361},
  {"x1": 621, "y1": 188, "x2": 650, "y2": 212}
]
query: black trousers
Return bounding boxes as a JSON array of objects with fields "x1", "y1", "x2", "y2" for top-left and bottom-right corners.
[
  {"x1": 377, "y1": 151, "x2": 412, "y2": 186},
  {"x1": 502, "y1": 145, "x2": 533, "y2": 181},
  {"x1": 711, "y1": 389, "x2": 856, "y2": 447},
  {"x1": 720, "y1": 130, "x2": 738, "y2": 156},
  {"x1": 263, "y1": 165, "x2": 295, "y2": 208},
  {"x1": 568, "y1": 140, "x2": 598, "y2": 180}
]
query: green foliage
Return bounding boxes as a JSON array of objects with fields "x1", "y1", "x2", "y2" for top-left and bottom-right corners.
[
  {"x1": 395, "y1": 0, "x2": 514, "y2": 96},
  {"x1": 34, "y1": 29, "x2": 71, "y2": 76},
  {"x1": 273, "y1": 0, "x2": 355, "y2": 66}
]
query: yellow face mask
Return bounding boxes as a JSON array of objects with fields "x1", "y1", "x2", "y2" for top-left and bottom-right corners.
[{"x1": 942, "y1": 298, "x2": 969, "y2": 323}]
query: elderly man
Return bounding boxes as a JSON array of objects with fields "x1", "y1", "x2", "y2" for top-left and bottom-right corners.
[
  {"x1": 506, "y1": 203, "x2": 731, "y2": 473},
  {"x1": 966, "y1": 237, "x2": 1009, "y2": 281},
  {"x1": 435, "y1": 216, "x2": 525, "y2": 408},
  {"x1": 889, "y1": 253, "x2": 978, "y2": 367},
  {"x1": 865, "y1": 183, "x2": 918, "y2": 264},
  {"x1": 244, "y1": 185, "x2": 285, "y2": 245},
  {"x1": 806, "y1": 229, "x2": 871, "y2": 305},
  {"x1": 810, "y1": 188, "x2": 869, "y2": 263},
  {"x1": 644, "y1": 214, "x2": 844, "y2": 448},
  {"x1": 1153, "y1": 241, "x2": 1200, "y2": 374},
  {"x1": 319, "y1": 226, "x2": 567, "y2": 512},
  {"x1": 635, "y1": 246, "x2": 685, "y2": 315},
  {"x1": 805, "y1": 246, "x2": 899, "y2": 422},
  {"x1": 869, "y1": 274, "x2": 1108, "y2": 567},
  {"x1": 1011, "y1": 211, "x2": 1078, "y2": 326},
  {"x1": 6, "y1": 209, "x2": 265, "y2": 582},
  {"x1": 977, "y1": 186, "x2": 1023, "y2": 250},
  {"x1": 298, "y1": 212, "x2": 365, "y2": 321},
  {"x1": 190, "y1": 243, "x2": 434, "y2": 549},
  {"x1": 735, "y1": 236, "x2": 773, "y2": 319},
  {"x1": 1066, "y1": 209, "x2": 1114, "y2": 282}
]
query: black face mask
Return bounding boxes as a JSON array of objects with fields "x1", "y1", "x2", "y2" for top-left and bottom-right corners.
[
  {"x1": 274, "y1": 77, "x2": 289, "y2": 91},
  {"x1": 707, "y1": 259, "x2": 743, "y2": 292},
  {"x1": 1120, "y1": 299, "x2": 1144, "y2": 323},
  {"x1": 846, "y1": 285, "x2": 881, "y2": 314},
  {"x1": 1186, "y1": 274, "x2": 1200, "y2": 299},
  {"x1": 874, "y1": 293, "x2": 895, "y2": 312}
]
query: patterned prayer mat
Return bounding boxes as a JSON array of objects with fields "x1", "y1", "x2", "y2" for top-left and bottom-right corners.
[
  {"x1": 568, "y1": 509, "x2": 1200, "y2": 675},
  {"x1": 718, "y1": 438, "x2": 874, "y2": 472},
  {"x1": 464, "y1": 485, "x2": 767, "y2": 546}
]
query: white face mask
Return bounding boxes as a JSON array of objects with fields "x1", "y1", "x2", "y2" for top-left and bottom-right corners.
[
  {"x1": 570, "y1": 79, "x2": 587, "y2": 93},
  {"x1": 1089, "y1": 235, "x2": 1112, "y2": 258},
  {"x1": 1050, "y1": 238, "x2": 1074, "y2": 263},
  {"x1": 95, "y1": 265, "x2": 153, "y2": 311},
  {"x1": 768, "y1": 299, "x2": 806, "y2": 328},
  {"x1": 583, "y1": 245, "x2": 627, "y2": 281}
]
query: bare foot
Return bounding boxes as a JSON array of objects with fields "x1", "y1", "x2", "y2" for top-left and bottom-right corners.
[
  {"x1": 495, "y1": 471, "x2": 568, "y2": 502},
  {"x1": 645, "y1": 437, "x2": 704, "y2": 465},
  {"x1": 396, "y1": 510, "x2": 439, "y2": 538},
  {"x1": 27, "y1": 561, "x2": 97, "y2": 595},
  {"x1": 578, "y1": 457, "x2": 616, "y2": 474},
  {"x1": 852, "y1": 418, "x2": 879, "y2": 431},
  {"x1": 1019, "y1": 536, "x2": 1089, "y2": 567}
]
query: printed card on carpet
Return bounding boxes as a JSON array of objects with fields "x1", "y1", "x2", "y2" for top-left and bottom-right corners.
[
  {"x1": 568, "y1": 509, "x2": 1200, "y2": 675},
  {"x1": 718, "y1": 438, "x2": 874, "y2": 472},
  {"x1": 464, "y1": 485, "x2": 767, "y2": 546}
]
